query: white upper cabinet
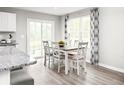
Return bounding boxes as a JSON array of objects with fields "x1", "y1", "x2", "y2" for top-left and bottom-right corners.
[
  {"x1": 0, "y1": 12, "x2": 16, "y2": 32},
  {"x1": 7, "y1": 13, "x2": 16, "y2": 32},
  {"x1": 0, "y1": 12, "x2": 8, "y2": 31}
]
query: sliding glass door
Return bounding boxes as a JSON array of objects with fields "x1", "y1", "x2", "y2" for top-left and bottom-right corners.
[
  {"x1": 27, "y1": 19, "x2": 54, "y2": 58},
  {"x1": 29, "y1": 21, "x2": 42, "y2": 58}
]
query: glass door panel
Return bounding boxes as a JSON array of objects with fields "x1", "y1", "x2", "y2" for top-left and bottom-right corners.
[
  {"x1": 29, "y1": 22, "x2": 42, "y2": 58},
  {"x1": 41, "y1": 23, "x2": 53, "y2": 55},
  {"x1": 27, "y1": 19, "x2": 54, "y2": 59}
]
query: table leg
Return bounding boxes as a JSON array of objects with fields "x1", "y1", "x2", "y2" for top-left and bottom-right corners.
[{"x1": 65, "y1": 51, "x2": 68, "y2": 75}]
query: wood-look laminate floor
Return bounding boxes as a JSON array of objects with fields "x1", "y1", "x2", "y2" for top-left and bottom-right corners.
[{"x1": 28, "y1": 59, "x2": 124, "y2": 85}]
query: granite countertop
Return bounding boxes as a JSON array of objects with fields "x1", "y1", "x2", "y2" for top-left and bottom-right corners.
[
  {"x1": 0, "y1": 46, "x2": 37, "y2": 71},
  {"x1": 0, "y1": 43, "x2": 18, "y2": 46}
]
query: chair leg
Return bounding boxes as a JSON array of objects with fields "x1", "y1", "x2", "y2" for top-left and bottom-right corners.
[
  {"x1": 70, "y1": 61, "x2": 74, "y2": 71},
  {"x1": 52, "y1": 56, "x2": 54, "y2": 65},
  {"x1": 58, "y1": 62, "x2": 60, "y2": 73},
  {"x1": 72, "y1": 62, "x2": 75, "y2": 71},
  {"x1": 83, "y1": 61, "x2": 87, "y2": 73},
  {"x1": 48, "y1": 56, "x2": 50, "y2": 68},
  {"x1": 44, "y1": 55, "x2": 46, "y2": 66},
  {"x1": 77, "y1": 61, "x2": 80, "y2": 75}
]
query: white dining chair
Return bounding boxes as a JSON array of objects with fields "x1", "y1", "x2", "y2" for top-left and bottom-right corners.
[
  {"x1": 68, "y1": 42, "x2": 88, "y2": 75},
  {"x1": 42, "y1": 41, "x2": 53, "y2": 68},
  {"x1": 74, "y1": 40, "x2": 79, "y2": 47},
  {"x1": 68, "y1": 39, "x2": 72, "y2": 46},
  {"x1": 52, "y1": 42, "x2": 65, "y2": 73},
  {"x1": 51, "y1": 42, "x2": 59, "y2": 48}
]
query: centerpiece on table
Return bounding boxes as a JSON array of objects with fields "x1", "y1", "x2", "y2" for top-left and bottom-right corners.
[{"x1": 58, "y1": 41, "x2": 65, "y2": 47}]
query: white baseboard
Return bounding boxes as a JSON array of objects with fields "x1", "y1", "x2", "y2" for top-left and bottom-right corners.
[
  {"x1": 99, "y1": 63, "x2": 124, "y2": 73},
  {"x1": 82, "y1": 60, "x2": 124, "y2": 73}
]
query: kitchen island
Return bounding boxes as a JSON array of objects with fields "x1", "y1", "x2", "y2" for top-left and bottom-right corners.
[{"x1": 0, "y1": 46, "x2": 37, "y2": 85}]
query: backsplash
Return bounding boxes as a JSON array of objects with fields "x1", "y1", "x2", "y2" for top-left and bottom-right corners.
[{"x1": 0, "y1": 32, "x2": 16, "y2": 40}]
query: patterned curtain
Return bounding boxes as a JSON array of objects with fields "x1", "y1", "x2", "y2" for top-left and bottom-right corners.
[
  {"x1": 90, "y1": 8, "x2": 99, "y2": 64},
  {"x1": 65, "y1": 15, "x2": 69, "y2": 40}
]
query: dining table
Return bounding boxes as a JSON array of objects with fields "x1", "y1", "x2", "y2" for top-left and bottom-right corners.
[{"x1": 50, "y1": 45, "x2": 78, "y2": 75}]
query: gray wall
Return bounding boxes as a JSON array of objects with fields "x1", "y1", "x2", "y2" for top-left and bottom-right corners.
[
  {"x1": 99, "y1": 7, "x2": 124, "y2": 70},
  {"x1": 60, "y1": 7, "x2": 124, "y2": 71},
  {"x1": 0, "y1": 7, "x2": 61, "y2": 52}
]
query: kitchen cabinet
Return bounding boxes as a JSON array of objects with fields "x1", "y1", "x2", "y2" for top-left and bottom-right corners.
[{"x1": 0, "y1": 12, "x2": 16, "y2": 32}]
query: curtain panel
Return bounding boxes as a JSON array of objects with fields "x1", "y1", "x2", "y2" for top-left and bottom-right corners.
[
  {"x1": 65, "y1": 15, "x2": 69, "y2": 40},
  {"x1": 90, "y1": 8, "x2": 99, "y2": 64}
]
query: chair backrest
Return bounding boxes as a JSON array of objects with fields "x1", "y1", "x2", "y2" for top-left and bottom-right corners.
[
  {"x1": 77, "y1": 42, "x2": 88, "y2": 59},
  {"x1": 74, "y1": 40, "x2": 79, "y2": 47},
  {"x1": 53, "y1": 49, "x2": 60, "y2": 59},
  {"x1": 43, "y1": 41, "x2": 49, "y2": 47},
  {"x1": 42, "y1": 41, "x2": 50, "y2": 54},
  {"x1": 68, "y1": 39, "x2": 72, "y2": 46},
  {"x1": 52, "y1": 42, "x2": 65, "y2": 60},
  {"x1": 51, "y1": 42, "x2": 59, "y2": 49},
  {"x1": 51, "y1": 42, "x2": 59, "y2": 58}
]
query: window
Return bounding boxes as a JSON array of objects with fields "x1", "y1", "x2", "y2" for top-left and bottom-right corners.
[
  {"x1": 27, "y1": 19, "x2": 54, "y2": 58},
  {"x1": 67, "y1": 15, "x2": 90, "y2": 47}
]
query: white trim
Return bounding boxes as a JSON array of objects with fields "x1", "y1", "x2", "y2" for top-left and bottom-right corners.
[
  {"x1": 85, "y1": 60, "x2": 124, "y2": 73},
  {"x1": 99, "y1": 63, "x2": 124, "y2": 73},
  {"x1": 86, "y1": 61, "x2": 124, "y2": 73}
]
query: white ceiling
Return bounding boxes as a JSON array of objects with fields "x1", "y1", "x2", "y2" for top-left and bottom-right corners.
[{"x1": 15, "y1": 7, "x2": 85, "y2": 16}]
